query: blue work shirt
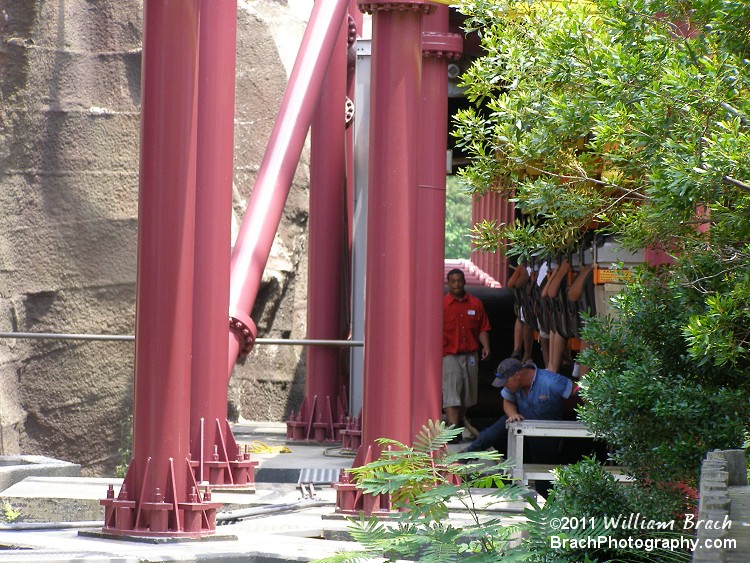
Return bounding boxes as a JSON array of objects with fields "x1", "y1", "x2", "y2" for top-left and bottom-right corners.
[{"x1": 501, "y1": 366, "x2": 573, "y2": 420}]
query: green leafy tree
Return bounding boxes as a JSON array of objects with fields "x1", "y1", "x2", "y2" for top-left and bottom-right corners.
[
  {"x1": 453, "y1": 0, "x2": 750, "y2": 366},
  {"x1": 452, "y1": 0, "x2": 750, "y2": 479},
  {"x1": 445, "y1": 175, "x2": 473, "y2": 259}
]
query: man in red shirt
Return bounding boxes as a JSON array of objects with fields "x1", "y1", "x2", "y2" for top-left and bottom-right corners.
[{"x1": 443, "y1": 268, "x2": 491, "y2": 434}]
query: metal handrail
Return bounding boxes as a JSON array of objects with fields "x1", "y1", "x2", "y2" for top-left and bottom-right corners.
[{"x1": 0, "y1": 332, "x2": 363, "y2": 346}]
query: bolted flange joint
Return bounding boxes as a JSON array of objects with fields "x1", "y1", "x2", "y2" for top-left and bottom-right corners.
[
  {"x1": 358, "y1": 0, "x2": 434, "y2": 15},
  {"x1": 229, "y1": 310, "x2": 257, "y2": 356},
  {"x1": 347, "y1": 14, "x2": 358, "y2": 48},
  {"x1": 422, "y1": 31, "x2": 463, "y2": 60}
]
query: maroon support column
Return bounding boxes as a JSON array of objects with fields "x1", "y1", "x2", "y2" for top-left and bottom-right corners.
[
  {"x1": 228, "y1": 0, "x2": 350, "y2": 371},
  {"x1": 471, "y1": 191, "x2": 514, "y2": 285},
  {"x1": 412, "y1": 9, "x2": 463, "y2": 438},
  {"x1": 336, "y1": 0, "x2": 432, "y2": 515},
  {"x1": 189, "y1": 0, "x2": 256, "y2": 488},
  {"x1": 101, "y1": 0, "x2": 219, "y2": 537},
  {"x1": 346, "y1": 2, "x2": 363, "y2": 243},
  {"x1": 291, "y1": 14, "x2": 350, "y2": 443},
  {"x1": 362, "y1": 0, "x2": 429, "y2": 475}
]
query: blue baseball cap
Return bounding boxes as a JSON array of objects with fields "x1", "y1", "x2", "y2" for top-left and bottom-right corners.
[{"x1": 492, "y1": 358, "x2": 524, "y2": 388}]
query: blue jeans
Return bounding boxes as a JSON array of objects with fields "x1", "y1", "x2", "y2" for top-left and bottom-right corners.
[
  {"x1": 465, "y1": 417, "x2": 562, "y2": 465},
  {"x1": 465, "y1": 416, "x2": 509, "y2": 454}
]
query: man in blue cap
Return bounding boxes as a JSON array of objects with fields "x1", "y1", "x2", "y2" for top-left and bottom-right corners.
[{"x1": 463, "y1": 357, "x2": 577, "y2": 455}]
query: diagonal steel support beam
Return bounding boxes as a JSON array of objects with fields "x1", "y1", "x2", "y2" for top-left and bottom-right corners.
[{"x1": 227, "y1": 0, "x2": 351, "y2": 374}]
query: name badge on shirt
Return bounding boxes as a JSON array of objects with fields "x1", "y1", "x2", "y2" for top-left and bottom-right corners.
[{"x1": 468, "y1": 310, "x2": 476, "y2": 316}]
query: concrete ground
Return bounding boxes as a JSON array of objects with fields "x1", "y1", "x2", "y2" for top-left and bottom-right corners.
[{"x1": 0, "y1": 422, "x2": 526, "y2": 562}]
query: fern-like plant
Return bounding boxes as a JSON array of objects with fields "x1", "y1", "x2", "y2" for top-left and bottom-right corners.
[{"x1": 316, "y1": 420, "x2": 529, "y2": 562}]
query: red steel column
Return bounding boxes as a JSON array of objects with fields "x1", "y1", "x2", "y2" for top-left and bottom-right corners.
[
  {"x1": 101, "y1": 0, "x2": 219, "y2": 537},
  {"x1": 346, "y1": 2, "x2": 363, "y2": 243},
  {"x1": 294, "y1": 12, "x2": 349, "y2": 443},
  {"x1": 413, "y1": 9, "x2": 462, "y2": 437},
  {"x1": 359, "y1": 0, "x2": 429, "y2": 459},
  {"x1": 190, "y1": 0, "x2": 255, "y2": 488},
  {"x1": 335, "y1": 0, "x2": 431, "y2": 515},
  {"x1": 471, "y1": 190, "x2": 513, "y2": 285},
  {"x1": 228, "y1": 0, "x2": 350, "y2": 371},
  {"x1": 343, "y1": 6, "x2": 360, "y2": 409}
]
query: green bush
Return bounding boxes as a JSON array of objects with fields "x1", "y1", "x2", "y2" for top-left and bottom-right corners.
[
  {"x1": 553, "y1": 457, "x2": 626, "y2": 518},
  {"x1": 551, "y1": 458, "x2": 694, "y2": 562},
  {"x1": 578, "y1": 266, "x2": 750, "y2": 484},
  {"x1": 554, "y1": 457, "x2": 694, "y2": 524}
]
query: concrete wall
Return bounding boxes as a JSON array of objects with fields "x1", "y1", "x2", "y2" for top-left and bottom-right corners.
[
  {"x1": 0, "y1": 1, "x2": 312, "y2": 476},
  {"x1": 693, "y1": 449, "x2": 748, "y2": 561}
]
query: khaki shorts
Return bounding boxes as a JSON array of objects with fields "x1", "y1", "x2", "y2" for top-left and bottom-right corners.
[{"x1": 442, "y1": 352, "x2": 479, "y2": 409}]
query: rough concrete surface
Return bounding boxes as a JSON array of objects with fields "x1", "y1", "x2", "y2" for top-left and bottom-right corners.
[
  {"x1": 0, "y1": 0, "x2": 313, "y2": 476},
  {"x1": 0, "y1": 455, "x2": 80, "y2": 494}
]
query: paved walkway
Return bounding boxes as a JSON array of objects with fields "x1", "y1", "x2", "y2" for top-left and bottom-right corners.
[
  {"x1": 2, "y1": 423, "x2": 748, "y2": 562},
  {"x1": 0, "y1": 422, "x2": 524, "y2": 562}
]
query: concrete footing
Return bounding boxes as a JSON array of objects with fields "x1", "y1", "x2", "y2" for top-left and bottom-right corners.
[{"x1": 0, "y1": 456, "x2": 81, "y2": 494}]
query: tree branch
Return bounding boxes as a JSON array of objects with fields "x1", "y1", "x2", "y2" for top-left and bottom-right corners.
[{"x1": 722, "y1": 175, "x2": 750, "y2": 193}]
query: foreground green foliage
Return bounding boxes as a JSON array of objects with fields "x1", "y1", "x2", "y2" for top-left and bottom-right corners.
[
  {"x1": 319, "y1": 423, "x2": 692, "y2": 562},
  {"x1": 555, "y1": 457, "x2": 692, "y2": 526},
  {"x1": 319, "y1": 421, "x2": 528, "y2": 561}
]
